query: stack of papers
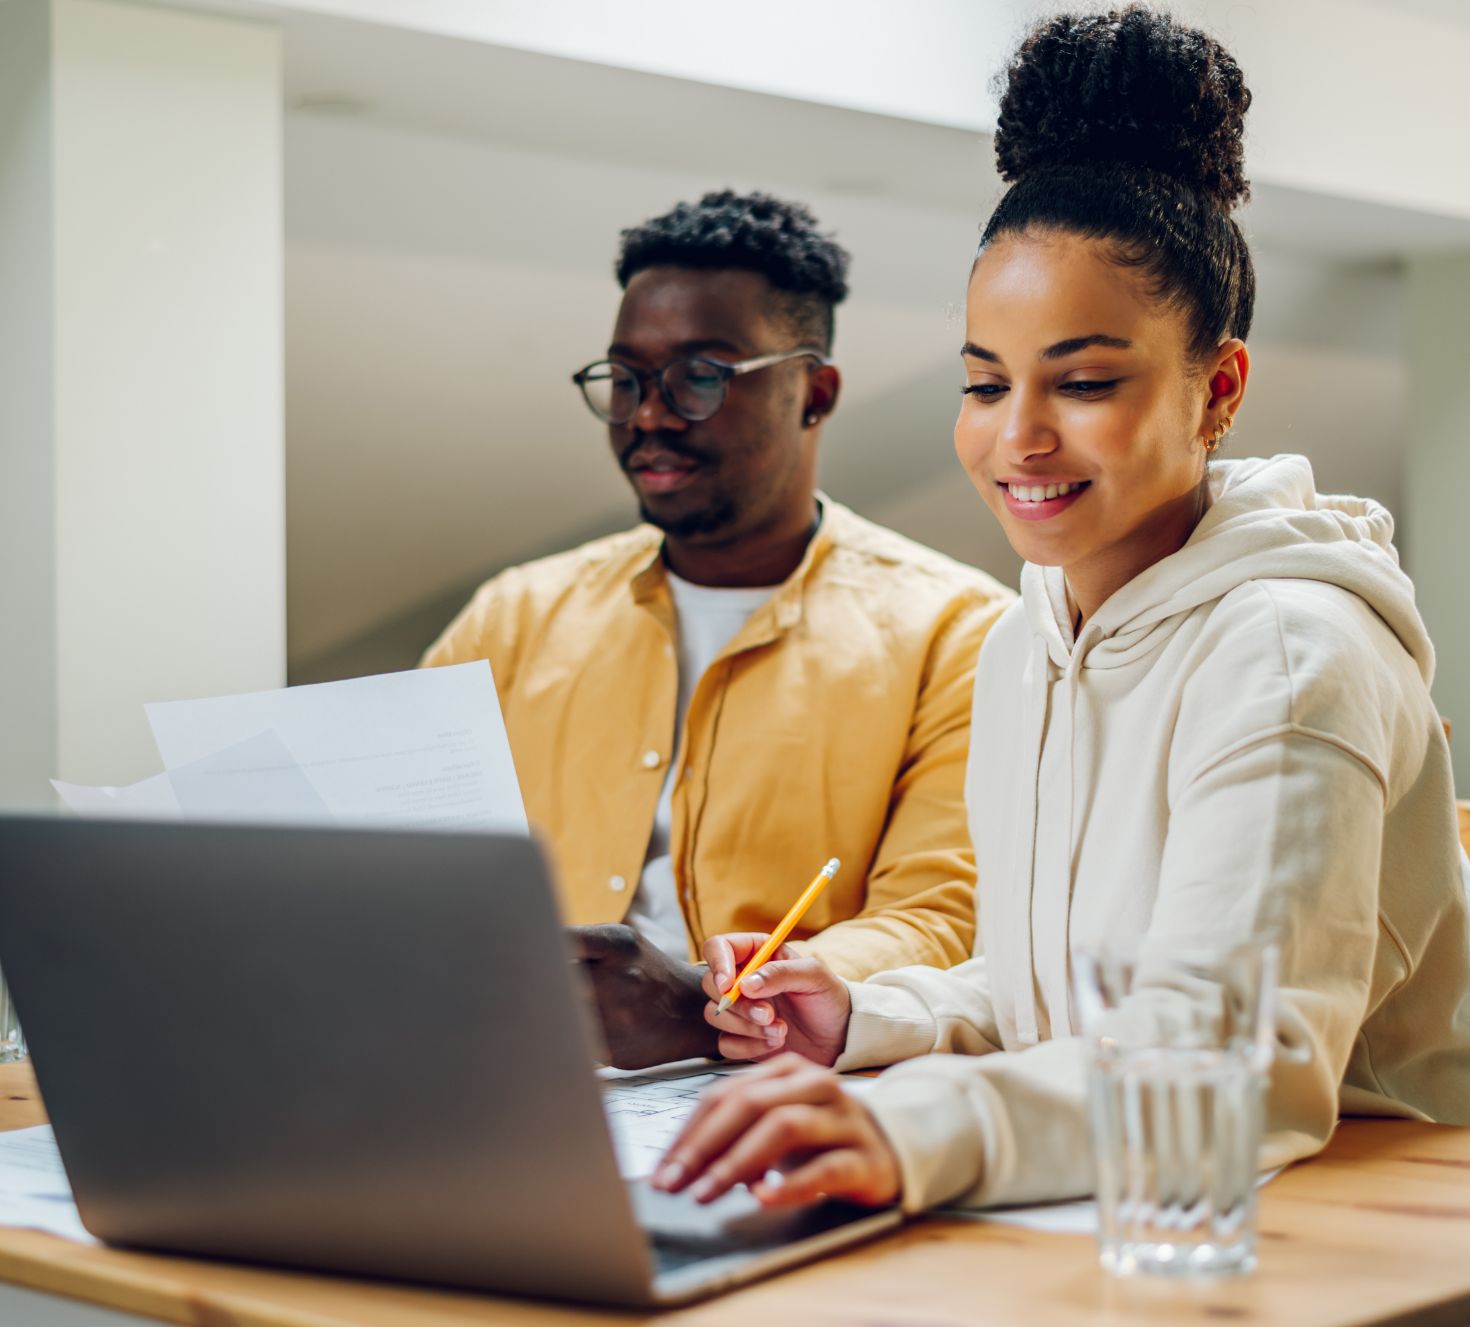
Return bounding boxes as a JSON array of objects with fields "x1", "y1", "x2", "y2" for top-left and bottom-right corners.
[{"x1": 51, "y1": 662, "x2": 527, "y2": 833}]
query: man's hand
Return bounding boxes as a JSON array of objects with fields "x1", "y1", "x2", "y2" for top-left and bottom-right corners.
[
  {"x1": 572, "y1": 923, "x2": 718, "y2": 1069},
  {"x1": 701, "y1": 934, "x2": 852, "y2": 1066}
]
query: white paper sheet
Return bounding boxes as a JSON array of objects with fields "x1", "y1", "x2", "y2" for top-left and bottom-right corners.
[
  {"x1": 51, "y1": 770, "x2": 181, "y2": 819},
  {"x1": 165, "y1": 730, "x2": 332, "y2": 823},
  {"x1": 601, "y1": 1064, "x2": 740, "y2": 1180},
  {"x1": 953, "y1": 1196, "x2": 1099, "y2": 1235},
  {"x1": 940, "y1": 1166, "x2": 1283, "y2": 1235},
  {"x1": 54, "y1": 731, "x2": 333, "y2": 826},
  {"x1": 0, "y1": 1127, "x2": 96, "y2": 1245},
  {"x1": 145, "y1": 662, "x2": 526, "y2": 832}
]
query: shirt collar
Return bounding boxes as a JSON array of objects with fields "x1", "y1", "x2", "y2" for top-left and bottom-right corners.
[{"x1": 629, "y1": 494, "x2": 837, "y2": 637}]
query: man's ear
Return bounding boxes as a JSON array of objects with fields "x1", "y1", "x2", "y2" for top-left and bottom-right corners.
[{"x1": 802, "y1": 363, "x2": 841, "y2": 429}]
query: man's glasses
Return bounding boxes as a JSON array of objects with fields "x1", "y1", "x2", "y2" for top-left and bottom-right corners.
[{"x1": 571, "y1": 348, "x2": 827, "y2": 425}]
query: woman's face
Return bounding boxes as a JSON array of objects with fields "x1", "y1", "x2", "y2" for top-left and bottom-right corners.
[{"x1": 955, "y1": 232, "x2": 1237, "y2": 596}]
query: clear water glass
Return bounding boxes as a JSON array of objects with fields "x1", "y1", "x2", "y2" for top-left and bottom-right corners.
[
  {"x1": 0, "y1": 967, "x2": 26, "y2": 1063},
  {"x1": 1072, "y1": 942, "x2": 1278, "y2": 1277}
]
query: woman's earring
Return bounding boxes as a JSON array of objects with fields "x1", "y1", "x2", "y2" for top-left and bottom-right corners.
[
  {"x1": 1204, "y1": 415, "x2": 1233, "y2": 453},
  {"x1": 803, "y1": 411, "x2": 820, "y2": 427}
]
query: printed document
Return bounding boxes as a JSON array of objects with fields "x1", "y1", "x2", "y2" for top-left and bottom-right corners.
[
  {"x1": 146, "y1": 662, "x2": 524, "y2": 832},
  {"x1": 54, "y1": 731, "x2": 331, "y2": 825},
  {"x1": 52, "y1": 662, "x2": 526, "y2": 833}
]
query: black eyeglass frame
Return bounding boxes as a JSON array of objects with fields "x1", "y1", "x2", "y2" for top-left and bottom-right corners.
[{"x1": 570, "y1": 347, "x2": 829, "y2": 424}]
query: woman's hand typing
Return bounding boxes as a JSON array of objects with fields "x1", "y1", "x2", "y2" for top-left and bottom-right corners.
[{"x1": 652, "y1": 1053, "x2": 901, "y2": 1209}]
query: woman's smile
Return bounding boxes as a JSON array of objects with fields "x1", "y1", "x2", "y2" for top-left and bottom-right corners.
[{"x1": 999, "y1": 478, "x2": 1092, "y2": 520}]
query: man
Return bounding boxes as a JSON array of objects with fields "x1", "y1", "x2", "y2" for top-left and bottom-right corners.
[{"x1": 423, "y1": 191, "x2": 1012, "y2": 1067}]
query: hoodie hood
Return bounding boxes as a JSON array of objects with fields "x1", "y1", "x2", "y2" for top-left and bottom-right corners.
[{"x1": 1023, "y1": 453, "x2": 1435, "y2": 687}]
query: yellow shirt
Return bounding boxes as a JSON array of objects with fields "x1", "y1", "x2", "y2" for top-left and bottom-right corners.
[{"x1": 421, "y1": 499, "x2": 1014, "y2": 979}]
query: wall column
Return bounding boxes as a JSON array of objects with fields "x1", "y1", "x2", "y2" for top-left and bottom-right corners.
[
  {"x1": 1405, "y1": 252, "x2": 1470, "y2": 796},
  {"x1": 0, "y1": 0, "x2": 284, "y2": 805}
]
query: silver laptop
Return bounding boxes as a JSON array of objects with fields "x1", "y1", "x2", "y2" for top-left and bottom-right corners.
[{"x1": 0, "y1": 816, "x2": 901, "y2": 1307}]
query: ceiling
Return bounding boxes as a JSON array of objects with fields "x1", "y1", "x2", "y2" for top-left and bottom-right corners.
[
  {"x1": 279, "y1": 9, "x2": 1470, "y2": 263},
  {"x1": 1361, "y1": 0, "x2": 1470, "y2": 26}
]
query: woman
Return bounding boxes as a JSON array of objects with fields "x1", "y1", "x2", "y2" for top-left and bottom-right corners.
[{"x1": 651, "y1": 5, "x2": 1470, "y2": 1214}]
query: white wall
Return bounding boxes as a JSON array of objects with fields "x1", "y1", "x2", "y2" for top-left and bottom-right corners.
[
  {"x1": 1405, "y1": 254, "x2": 1470, "y2": 794},
  {"x1": 1199, "y1": 0, "x2": 1470, "y2": 220},
  {"x1": 0, "y1": 0, "x2": 59, "y2": 808},
  {"x1": 0, "y1": 0, "x2": 286, "y2": 801}
]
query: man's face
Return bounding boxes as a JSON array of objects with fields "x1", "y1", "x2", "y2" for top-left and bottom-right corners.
[{"x1": 605, "y1": 266, "x2": 817, "y2": 544}]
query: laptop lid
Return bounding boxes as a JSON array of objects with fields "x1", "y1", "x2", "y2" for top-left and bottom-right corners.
[{"x1": 0, "y1": 816, "x2": 660, "y2": 1305}]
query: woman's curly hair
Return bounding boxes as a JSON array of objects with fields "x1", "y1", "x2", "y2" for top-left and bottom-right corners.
[
  {"x1": 996, "y1": 6, "x2": 1251, "y2": 208},
  {"x1": 982, "y1": 6, "x2": 1256, "y2": 359}
]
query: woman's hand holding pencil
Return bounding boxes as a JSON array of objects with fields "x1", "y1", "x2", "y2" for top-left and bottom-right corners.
[
  {"x1": 700, "y1": 933, "x2": 852, "y2": 1064},
  {"x1": 698, "y1": 856, "x2": 853, "y2": 1064}
]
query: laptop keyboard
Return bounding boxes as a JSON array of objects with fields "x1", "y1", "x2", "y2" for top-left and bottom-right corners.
[{"x1": 632, "y1": 1180, "x2": 875, "y2": 1275}]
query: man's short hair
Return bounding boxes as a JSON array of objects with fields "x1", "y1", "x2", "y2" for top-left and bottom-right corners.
[{"x1": 615, "y1": 190, "x2": 850, "y2": 353}]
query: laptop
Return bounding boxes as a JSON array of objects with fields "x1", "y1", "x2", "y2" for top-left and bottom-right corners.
[{"x1": 0, "y1": 816, "x2": 902, "y2": 1307}]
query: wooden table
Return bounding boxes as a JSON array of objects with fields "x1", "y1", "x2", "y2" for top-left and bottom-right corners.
[{"x1": 2, "y1": 1061, "x2": 1468, "y2": 1327}]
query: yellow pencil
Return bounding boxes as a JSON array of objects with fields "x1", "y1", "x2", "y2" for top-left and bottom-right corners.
[{"x1": 715, "y1": 858, "x2": 840, "y2": 1013}]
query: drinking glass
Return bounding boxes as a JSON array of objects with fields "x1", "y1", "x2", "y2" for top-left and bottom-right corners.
[
  {"x1": 0, "y1": 967, "x2": 26, "y2": 1063},
  {"x1": 1072, "y1": 941, "x2": 1278, "y2": 1277}
]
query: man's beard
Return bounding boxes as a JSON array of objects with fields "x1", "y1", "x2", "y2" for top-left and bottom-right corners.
[
  {"x1": 618, "y1": 433, "x2": 738, "y2": 539},
  {"x1": 638, "y1": 493, "x2": 738, "y2": 540}
]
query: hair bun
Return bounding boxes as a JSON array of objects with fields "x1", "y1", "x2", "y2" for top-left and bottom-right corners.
[{"x1": 994, "y1": 6, "x2": 1251, "y2": 210}]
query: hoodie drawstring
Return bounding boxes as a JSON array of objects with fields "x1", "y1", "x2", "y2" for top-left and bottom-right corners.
[
  {"x1": 1006, "y1": 632, "x2": 1051, "y2": 1047},
  {"x1": 1048, "y1": 655, "x2": 1081, "y2": 1038}
]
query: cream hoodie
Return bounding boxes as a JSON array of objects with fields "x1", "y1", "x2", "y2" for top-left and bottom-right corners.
[{"x1": 839, "y1": 454, "x2": 1470, "y2": 1211}]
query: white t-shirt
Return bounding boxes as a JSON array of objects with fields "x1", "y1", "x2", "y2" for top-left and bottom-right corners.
[{"x1": 625, "y1": 569, "x2": 779, "y2": 959}]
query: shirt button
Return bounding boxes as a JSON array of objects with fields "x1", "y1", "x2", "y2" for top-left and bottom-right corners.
[
  {"x1": 641, "y1": 750, "x2": 662, "y2": 769},
  {"x1": 609, "y1": 875, "x2": 627, "y2": 893}
]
